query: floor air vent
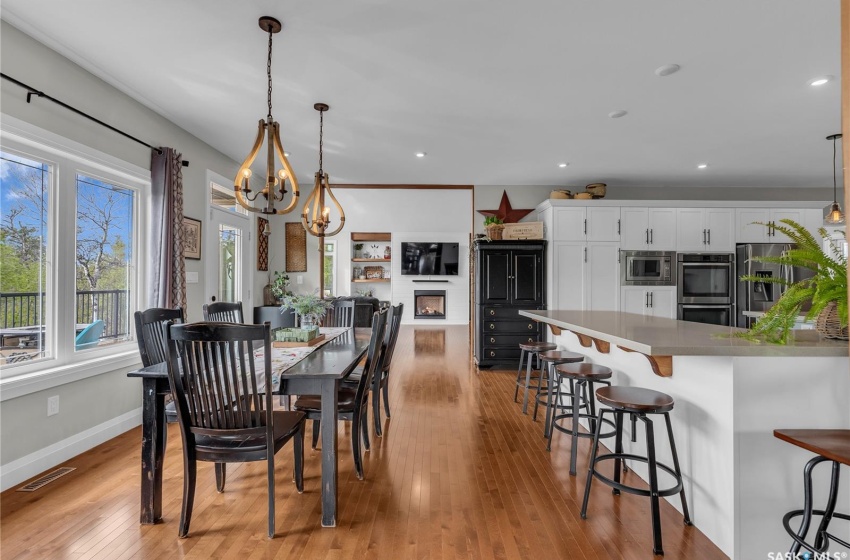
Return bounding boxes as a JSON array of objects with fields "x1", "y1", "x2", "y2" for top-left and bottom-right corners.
[{"x1": 16, "y1": 467, "x2": 75, "y2": 492}]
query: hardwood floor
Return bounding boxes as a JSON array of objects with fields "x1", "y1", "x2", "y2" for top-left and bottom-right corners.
[{"x1": 0, "y1": 325, "x2": 727, "y2": 559}]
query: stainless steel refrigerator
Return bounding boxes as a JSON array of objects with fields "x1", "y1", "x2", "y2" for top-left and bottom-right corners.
[{"x1": 735, "y1": 243, "x2": 814, "y2": 328}]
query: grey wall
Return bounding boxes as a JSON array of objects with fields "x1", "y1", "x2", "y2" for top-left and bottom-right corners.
[{"x1": 0, "y1": 21, "x2": 240, "y2": 468}]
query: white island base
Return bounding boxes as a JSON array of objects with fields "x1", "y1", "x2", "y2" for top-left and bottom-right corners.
[{"x1": 521, "y1": 310, "x2": 849, "y2": 559}]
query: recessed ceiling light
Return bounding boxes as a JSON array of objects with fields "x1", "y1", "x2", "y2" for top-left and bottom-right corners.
[
  {"x1": 697, "y1": 163, "x2": 708, "y2": 169},
  {"x1": 809, "y1": 75, "x2": 833, "y2": 86},
  {"x1": 416, "y1": 152, "x2": 426, "y2": 158},
  {"x1": 608, "y1": 110, "x2": 628, "y2": 119},
  {"x1": 558, "y1": 163, "x2": 568, "y2": 168},
  {"x1": 655, "y1": 64, "x2": 681, "y2": 77}
]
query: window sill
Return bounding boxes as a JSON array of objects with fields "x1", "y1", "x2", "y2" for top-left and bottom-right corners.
[{"x1": 0, "y1": 350, "x2": 142, "y2": 401}]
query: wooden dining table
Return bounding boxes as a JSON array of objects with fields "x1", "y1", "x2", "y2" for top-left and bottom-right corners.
[{"x1": 126, "y1": 327, "x2": 370, "y2": 528}]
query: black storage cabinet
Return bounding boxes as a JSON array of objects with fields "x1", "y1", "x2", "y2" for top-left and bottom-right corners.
[{"x1": 474, "y1": 239, "x2": 546, "y2": 367}]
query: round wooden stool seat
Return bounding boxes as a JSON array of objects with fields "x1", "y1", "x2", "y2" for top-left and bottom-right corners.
[
  {"x1": 538, "y1": 350, "x2": 584, "y2": 364},
  {"x1": 556, "y1": 363, "x2": 612, "y2": 380},
  {"x1": 595, "y1": 386, "x2": 674, "y2": 413},
  {"x1": 518, "y1": 341, "x2": 557, "y2": 352}
]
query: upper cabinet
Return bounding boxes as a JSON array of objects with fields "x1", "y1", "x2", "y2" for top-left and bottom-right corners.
[
  {"x1": 553, "y1": 207, "x2": 620, "y2": 242},
  {"x1": 736, "y1": 209, "x2": 810, "y2": 243},
  {"x1": 620, "y1": 207, "x2": 676, "y2": 250},
  {"x1": 676, "y1": 208, "x2": 734, "y2": 252}
]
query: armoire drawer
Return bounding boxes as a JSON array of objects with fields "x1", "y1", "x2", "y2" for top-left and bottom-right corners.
[
  {"x1": 481, "y1": 334, "x2": 540, "y2": 347},
  {"x1": 482, "y1": 320, "x2": 539, "y2": 333},
  {"x1": 481, "y1": 307, "x2": 539, "y2": 321},
  {"x1": 481, "y1": 347, "x2": 523, "y2": 361}
]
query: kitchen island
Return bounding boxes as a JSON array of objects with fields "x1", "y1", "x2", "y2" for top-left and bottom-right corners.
[{"x1": 520, "y1": 310, "x2": 849, "y2": 560}]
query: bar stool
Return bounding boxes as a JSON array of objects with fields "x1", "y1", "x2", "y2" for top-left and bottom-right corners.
[
  {"x1": 533, "y1": 350, "x2": 584, "y2": 436},
  {"x1": 774, "y1": 429, "x2": 850, "y2": 557},
  {"x1": 580, "y1": 386, "x2": 691, "y2": 556},
  {"x1": 550, "y1": 363, "x2": 617, "y2": 475},
  {"x1": 514, "y1": 341, "x2": 557, "y2": 414}
]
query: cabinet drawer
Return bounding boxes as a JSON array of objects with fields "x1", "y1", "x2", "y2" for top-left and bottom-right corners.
[
  {"x1": 482, "y1": 334, "x2": 540, "y2": 346},
  {"x1": 483, "y1": 321, "x2": 539, "y2": 333},
  {"x1": 481, "y1": 347, "x2": 523, "y2": 361},
  {"x1": 481, "y1": 307, "x2": 539, "y2": 321}
]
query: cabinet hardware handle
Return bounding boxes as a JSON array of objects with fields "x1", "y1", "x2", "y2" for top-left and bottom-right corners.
[
  {"x1": 645, "y1": 292, "x2": 649, "y2": 308},
  {"x1": 584, "y1": 219, "x2": 587, "y2": 235},
  {"x1": 490, "y1": 351, "x2": 496, "y2": 357},
  {"x1": 649, "y1": 291, "x2": 653, "y2": 308},
  {"x1": 528, "y1": 324, "x2": 534, "y2": 330},
  {"x1": 489, "y1": 324, "x2": 495, "y2": 330},
  {"x1": 646, "y1": 228, "x2": 649, "y2": 245},
  {"x1": 528, "y1": 338, "x2": 534, "y2": 343},
  {"x1": 489, "y1": 309, "x2": 495, "y2": 316},
  {"x1": 650, "y1": 229, "x2": 653, "y2": 244},
  {"x1": 707, "y1": 229, "x2": 711, "y2": 245},
  {"x1": 617, "y1": 219, "x2": 621, "y2": 235},
  {"x1": 702, "y1": 229, "x2": 707, "y2": 245},
  {"x1": 490, "y1": 337, "x2": 496, "y2": 343},
  {"x1": 584, "y1": 247, "x2": 587, "y2": 262}
]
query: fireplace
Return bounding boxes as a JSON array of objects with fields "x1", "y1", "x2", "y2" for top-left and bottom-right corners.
[{"x1": 414, "y1": 290, "x2": 446, "y2": 319}]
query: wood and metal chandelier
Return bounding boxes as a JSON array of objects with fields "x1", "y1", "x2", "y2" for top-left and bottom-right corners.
[
  {"x1": 301, "y1": 103, "x2": 345, "y2": 238},
  {"x1": 233, "y1": 16, "x2": 299, "y2": 217}
]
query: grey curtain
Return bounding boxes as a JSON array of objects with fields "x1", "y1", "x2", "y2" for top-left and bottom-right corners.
[{"x1": 149, "y1": 148, "x2": 187, "y2": 310}]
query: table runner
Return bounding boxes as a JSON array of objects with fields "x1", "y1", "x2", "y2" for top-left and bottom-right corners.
[{"x1": 254, "y1": 327, "x2": 350, "y2": 393}]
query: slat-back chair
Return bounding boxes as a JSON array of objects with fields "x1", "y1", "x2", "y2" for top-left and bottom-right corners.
[
  {"x1": 293, "y1": 309, "x2": 387, "y2": 480},
  {"x1": 323, "y1": 300, "x2": 355, "y2": 328},
  {"x1": 134, "y1": 307, "x2": 184, "y2": 425},
  {"x1": 165, "y1": 321, "x2": 306, "y2": 538},
  {"x1": 202, "y1": 301, "x2": 245, "y2": 323}
]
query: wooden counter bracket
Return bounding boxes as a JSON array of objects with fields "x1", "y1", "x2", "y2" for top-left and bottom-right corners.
[
  {"x1": 617, "y1": 346, "x2": 673, "y2": 377},
  {"x1": 575, "y1": 333, "x2": 593, "y2": 348},
  {"x1": 592, "y1": 339, "x2": 611, "y2": 354},
  {"x1": 544, "y1": 323, "x2": 611, "y2": 354},
  {"x1": 547, "y1": 324, "x2": 562, "y2": 336}
]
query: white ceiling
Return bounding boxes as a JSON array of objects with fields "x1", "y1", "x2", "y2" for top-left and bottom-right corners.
[{"x1": 1, "y1": 1, "x2": 842, "y2": 188}]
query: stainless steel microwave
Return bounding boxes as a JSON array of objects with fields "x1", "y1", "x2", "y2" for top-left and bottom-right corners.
[{"x1": 620, "y1": 250, "x2": 676, "y2": 286}]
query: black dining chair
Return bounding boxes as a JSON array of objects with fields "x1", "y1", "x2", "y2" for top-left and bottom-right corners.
[
  {"x1": 202, "y1": 301, "x2": 245, "y2": 323},
  {"x1": 322, "y1": 300, "x2": 356, "y2": 328},
  {"x1": 134, "y1": 307, "x2": 184, "y2": 425},
  {"x1": 343, "y1": 303, "x2": 403, "y2": 437},
  {"x1": 164, "y1": 321, "x2": 306, "y2": 539},
  {"x1": 293, "y1": 309, "x2": 387, "y2": 480}
]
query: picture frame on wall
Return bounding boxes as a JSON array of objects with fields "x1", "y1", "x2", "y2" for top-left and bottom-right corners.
[{"x1": 183, "y1": 217, "x2": 202, "y2": 260}]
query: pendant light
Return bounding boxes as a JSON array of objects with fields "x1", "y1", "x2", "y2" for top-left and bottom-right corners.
[
  {"x1": 233, "y1": 16, "x2": 299, "y2": 219},
  {"x1": 824, "y1": 133, "x2": 845, "y2": 225},
  {"x1": 301, "y1": 103, "x2": 345, "y2": 238}
]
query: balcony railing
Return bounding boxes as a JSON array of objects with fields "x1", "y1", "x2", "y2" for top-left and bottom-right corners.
[{"x1": 0, "y1": 290, "x2": 130, "y2": 341}]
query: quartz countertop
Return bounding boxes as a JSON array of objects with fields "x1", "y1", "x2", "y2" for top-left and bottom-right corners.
[{"x1": 519, "y1": 310, "x2": 849, "y2": 358}]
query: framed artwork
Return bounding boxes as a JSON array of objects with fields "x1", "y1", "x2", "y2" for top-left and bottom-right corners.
[
  {"x1": 285, "y1": 222, "x2": 307, "y2": 272},
  {"x1": 183, "y1": 217, "x2": 202, "y2": 260},
  {"x1": 257, "y1": 217, "x2": 269, "y2": 271}
]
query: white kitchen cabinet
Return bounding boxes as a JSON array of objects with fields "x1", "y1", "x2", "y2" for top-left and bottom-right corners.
[
  {"x1": 553, "y1": 241, "x2": 619, "y2": 312},
  {"x1": 736, "y1": 208, "x2": 808, "y2": 243},
  {"x1": 620, "y1": 286, "x2": 676, "y2": 318},
  {"x1": 585, "y1": 242, "x2": 620, "y2": 311},
  {"x1": 553, "y1": 207, "x2": 620, "y2": 241},
  {"x1": 676, "y1": 208, "x2": 734, "y2": 252},
  {"x1": 621, "y1": 207, "x2": 677, "y2": 250}
]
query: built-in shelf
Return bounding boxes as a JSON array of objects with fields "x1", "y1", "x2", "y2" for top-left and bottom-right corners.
[
  {"x1": 352, "y1": 278, "x2": 391, "y2": 283},
  {"x1": 412, "y1": 279, "x2": 450, "y2": 283},
  {"x1": 352, "y1": 258, "x2": 390, "y2": 262}
]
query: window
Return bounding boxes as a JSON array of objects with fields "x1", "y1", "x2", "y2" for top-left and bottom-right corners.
[
  {"x1": 324, "y1": 241, "x2": 336, "y2": 298},
  {"x1": 210, "y1": 179, "x2": 247, "y2": 216},
  {"x1": 0, "y1": 123, "x2": 147, "y2": 379}
]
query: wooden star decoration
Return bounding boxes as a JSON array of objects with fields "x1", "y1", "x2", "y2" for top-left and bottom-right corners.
[{"x1": 477, "y1": 190, "x2": 534, "y2": 223}]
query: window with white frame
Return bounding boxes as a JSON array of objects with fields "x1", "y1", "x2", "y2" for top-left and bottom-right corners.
[
  {"x1": 324, "y1": 240, "x2": 336, "y2": 298},
  {"x1": 0, "y1": 129, "x2": 147, "y2": 378}
]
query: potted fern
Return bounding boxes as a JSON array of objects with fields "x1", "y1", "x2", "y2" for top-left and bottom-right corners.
[
  {"x1": 737, "y1": 219, "x2": 847, "y2": 344},
  {"x1": 279, "y1": 292, "x2": 332, "y2": 330},
  {"x1": 484, "y1": 216, "x2": 505, "y2": 240}
]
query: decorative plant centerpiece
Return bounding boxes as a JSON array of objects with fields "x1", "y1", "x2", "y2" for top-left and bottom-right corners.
[
  {"x1": 484, "y1": 216, "x2": 505, "y2": 240},
  {"x1": 736, "y1": 219, "x2": 847, "y2": 344},
  {"x1": 353, "y1": 243, "x2": 364, "y2": 258},
  {"x1": 279, "y1": 292, "x2": 332, "y2": 330},
  {"x1": 270, "y1": 271, "x2": 290, "y2": 303}
]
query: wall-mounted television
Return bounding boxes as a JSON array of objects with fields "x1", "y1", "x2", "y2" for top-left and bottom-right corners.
[{"x1": 400, "y1": 242, "x2": 460, "y2": 276}]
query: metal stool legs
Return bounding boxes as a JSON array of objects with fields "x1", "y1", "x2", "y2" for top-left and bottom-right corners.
[{"x1": 784, "y1": 456, "x2": 850, "y2": 556}]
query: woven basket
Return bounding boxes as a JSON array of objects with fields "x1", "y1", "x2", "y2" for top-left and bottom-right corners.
[
  {"x1": 485, "y1": 224, "x2": 505, "y2": 240},
  {"x1": 815, "y1": 301, "x2": 849, "y2": 340},
  {"x1": 550, "y1": 189, "x2": 572, "y2": 199},
  {"x1": 586, "y1": 183, "x2": 607, "y2": 198}
]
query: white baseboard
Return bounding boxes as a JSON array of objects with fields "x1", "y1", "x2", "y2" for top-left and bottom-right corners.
[{"x1": 0, "y1": 407, "x2": 142, "y2": 492}]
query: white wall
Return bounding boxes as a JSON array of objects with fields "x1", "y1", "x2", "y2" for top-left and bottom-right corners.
[{"x1": 0, "y1": 20, "x2": 240, "y2": 488}]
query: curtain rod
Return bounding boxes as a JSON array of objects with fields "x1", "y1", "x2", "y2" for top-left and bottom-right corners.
[{"x1": 1, "y1": 73, "x2": 190, "y2": 167}]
